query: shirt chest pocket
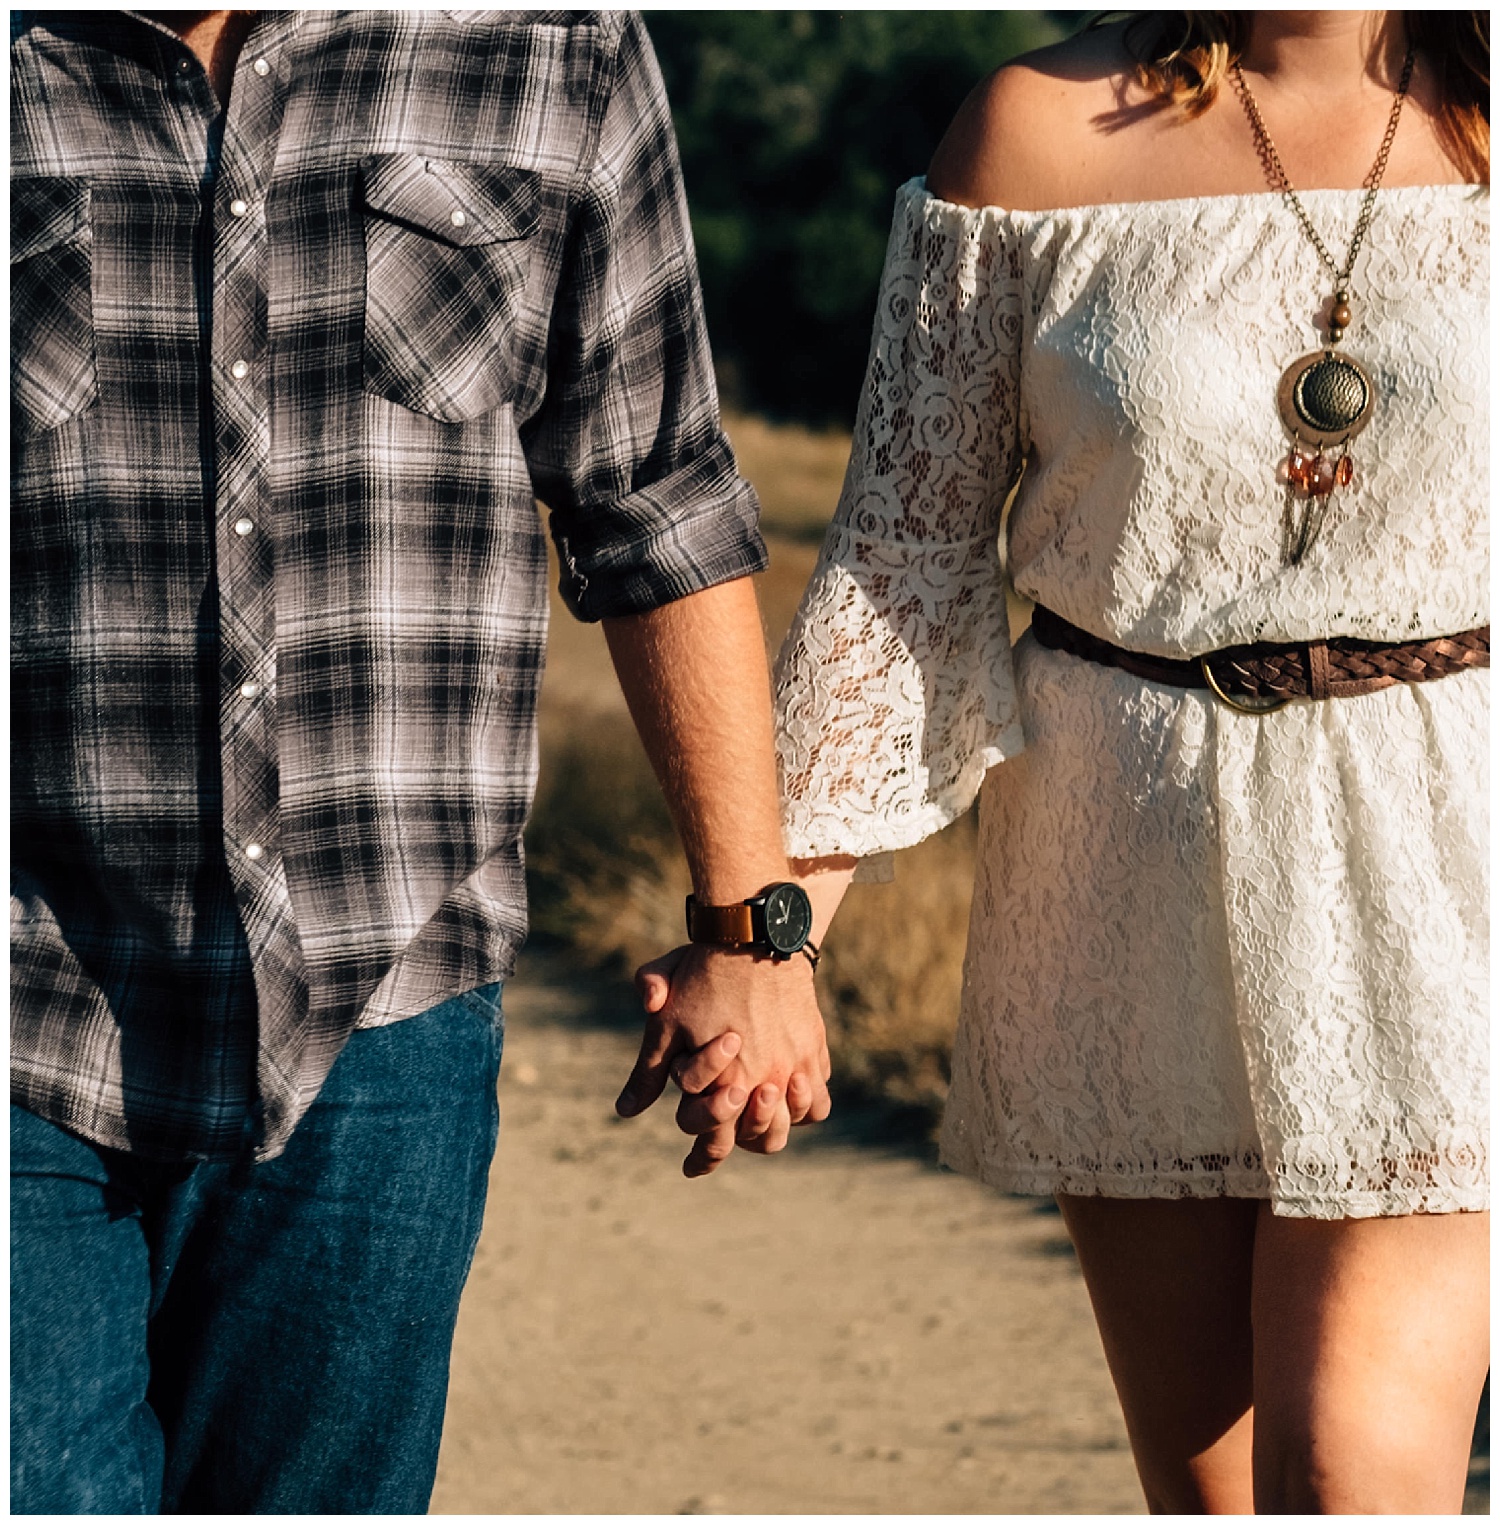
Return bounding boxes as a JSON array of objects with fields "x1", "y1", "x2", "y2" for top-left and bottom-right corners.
[
  {"x1": 12, "y1": 177, "x2": 98, "y2": 439},
  {"x1": 360, "y1": 155, "x2": 539, "y2": 423}
]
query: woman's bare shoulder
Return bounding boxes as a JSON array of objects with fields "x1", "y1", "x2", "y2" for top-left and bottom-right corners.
[{"x1": 927, "y1": 21, "x2": 1151, "y2": 213}]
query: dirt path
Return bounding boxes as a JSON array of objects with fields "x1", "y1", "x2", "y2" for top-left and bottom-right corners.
[{"x1": 431, "y1": 954, "x2": 1144, "y2": 1514}]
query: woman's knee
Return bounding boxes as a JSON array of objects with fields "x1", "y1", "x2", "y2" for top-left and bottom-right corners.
[
  {"x1": 1251, "y1": 1208, "x2": 1487, "y2": 1513},
  {"x1": 1132, "y1": 1412, "x2": 1255, "y2": 1514},
  {"x1": 1253, "y1": 1409, "x2": 1466, "y2": 1514}
]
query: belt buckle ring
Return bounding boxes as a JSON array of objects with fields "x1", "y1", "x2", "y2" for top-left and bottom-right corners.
[{"x1": 1199, "y1": 655, "x2": 1294, "y2": 716}]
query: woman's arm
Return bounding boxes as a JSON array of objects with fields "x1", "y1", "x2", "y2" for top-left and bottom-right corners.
[{"x1": 793, "y1": 857, "x2": 859, "y2": 947}]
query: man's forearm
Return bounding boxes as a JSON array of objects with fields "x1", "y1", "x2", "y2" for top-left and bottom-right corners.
[
  {"x1": 603, "y1": 574, "x2": 834, "y2": 1171},
  {"x1": 603, "y1": 575, "x2": 789, "y2": 904}
]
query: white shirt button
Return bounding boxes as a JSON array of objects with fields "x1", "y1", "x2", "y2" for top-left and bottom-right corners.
[
  {"x1": 253, "y1": 57, "x2": 271, "y2": 76},
  {"x1": 230, "y1": 359, "x2": 250, "y2": 379},
  {"x1": 244, "y1": 842, "x2": 265, "y2": 861},
  {"x1": 239, "y1": 681, "x2": 262, "y2": 700},
  {"x1": 233, "y1": 518, "x2": 254, "y2": 536},
  {"x1": 449, "y1": 208, "x2": 467, "y2": 228},
  {"x1": 229, "y1": 198, "x2": 249, "y2": 217}
]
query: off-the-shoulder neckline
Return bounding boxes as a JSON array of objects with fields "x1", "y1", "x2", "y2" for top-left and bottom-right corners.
[{"x1": 907, "y1": 176, "x2": 1486, "y2": 221}]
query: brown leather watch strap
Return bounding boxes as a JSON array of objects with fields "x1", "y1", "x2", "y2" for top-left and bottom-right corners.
[{"x1": 685, "y1": 900, "x2": 755, "y2": 945}]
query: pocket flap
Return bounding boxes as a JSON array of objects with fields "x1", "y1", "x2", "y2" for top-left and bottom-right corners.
[
  {"x1": 12, "y1": 177, "x2": 91, "y2": 264},
  {"x1": 359, "y1": 155, "x2": 538, "y2": 247}
]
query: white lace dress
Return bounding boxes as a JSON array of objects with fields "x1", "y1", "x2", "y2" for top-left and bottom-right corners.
[{"x1": 773, "y1": 179, "x2": 1488, "y2": 1219}]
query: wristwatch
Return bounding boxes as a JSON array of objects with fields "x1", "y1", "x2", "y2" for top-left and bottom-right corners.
[{"x1": 685, "y1": 882, "x2": 820, "y2": 967}]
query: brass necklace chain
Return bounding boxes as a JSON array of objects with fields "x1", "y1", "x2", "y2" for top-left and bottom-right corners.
[
  {"x1": 1228, "y1": 48, "x2": 1417, "y2": 568},
  {"x1": 1232, "y1": 48, "x2": 1415, "y2": 341}
]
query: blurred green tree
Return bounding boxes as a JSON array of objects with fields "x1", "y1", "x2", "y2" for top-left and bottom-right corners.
[{"x1": 646, "y1": 11, "x2": 1070, "y2": 427}]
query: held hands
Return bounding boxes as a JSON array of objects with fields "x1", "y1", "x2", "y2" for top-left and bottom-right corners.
[{"x1": 615, "y1": 943, "x2": 831, "y2": 1178}]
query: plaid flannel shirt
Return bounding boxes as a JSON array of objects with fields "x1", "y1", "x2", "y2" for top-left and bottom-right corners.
[{"x1": 11, "y1": 10, "x2": 765, "y2": 1161}]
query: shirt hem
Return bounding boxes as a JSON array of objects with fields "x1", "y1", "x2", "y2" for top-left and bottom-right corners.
[{"x1": 354, "y1": 964, "x2": 518, "y2": 1030}]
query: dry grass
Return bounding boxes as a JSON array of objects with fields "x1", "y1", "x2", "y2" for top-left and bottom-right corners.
[{"x1": 526, "y1": 410, "x2": 981, "y2": 1130}]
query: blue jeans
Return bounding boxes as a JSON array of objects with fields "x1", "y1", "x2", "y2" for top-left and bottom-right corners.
[{"x1": 11, "y1": 984, "x2": 503, "y2": 1514}]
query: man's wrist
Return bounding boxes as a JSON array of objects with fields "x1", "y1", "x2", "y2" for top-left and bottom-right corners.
[
  {"x1": 688, "y1": 941, "x2": 819, "y2": 977},
  {"x1": 686, "y1": 881, "x2": 818, "y2": 966}
]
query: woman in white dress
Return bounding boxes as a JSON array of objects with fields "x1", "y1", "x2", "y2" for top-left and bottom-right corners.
[{"x1": 765, "y1": 10, "x2": 1487, "y2": 1514}]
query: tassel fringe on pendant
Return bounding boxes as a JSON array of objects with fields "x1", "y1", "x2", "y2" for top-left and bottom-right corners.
[{"x1": 1276, "y1": 340, "x2": 1374, "y2": 566}]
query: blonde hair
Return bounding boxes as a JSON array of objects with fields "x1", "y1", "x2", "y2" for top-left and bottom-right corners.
[{"x1": 1116, "y1": 12, "x2": 1489, "y2": 184}]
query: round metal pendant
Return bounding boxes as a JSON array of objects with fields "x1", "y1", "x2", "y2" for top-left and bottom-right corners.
[{"x1": 1276, "y1": 350, "x2": 1375, "y2": 448}]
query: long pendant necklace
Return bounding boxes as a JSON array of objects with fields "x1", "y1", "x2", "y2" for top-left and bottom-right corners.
[{"x1": 1231, "y1": 48, "x2": 1416, "y2": 565}]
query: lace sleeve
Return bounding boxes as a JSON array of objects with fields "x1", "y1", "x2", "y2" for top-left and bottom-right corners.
[{"x1": 773, "y1": 182, "x2": 1028, "y2": 859}]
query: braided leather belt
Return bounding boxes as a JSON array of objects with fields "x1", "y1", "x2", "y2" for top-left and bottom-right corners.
[{"x1": 1030, "y1": 604, "x2": 1490, "y2": 716}]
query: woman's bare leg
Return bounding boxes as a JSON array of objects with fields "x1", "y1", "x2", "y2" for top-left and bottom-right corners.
[
  {"x1": 1250, "y1": 1205, "x2": 1489, "y2": 1514},
  {"x1": 1058, "y1": 1195, "x2": 1489, "y2": 1513},
  {"x1": 1055, "y1": 1195, "x2": 1260, "y2": 1513}
]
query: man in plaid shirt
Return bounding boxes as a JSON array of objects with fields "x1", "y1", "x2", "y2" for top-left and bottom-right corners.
[{"x1": 12, "y1": 11, "x2": 828, "y2": 1512}]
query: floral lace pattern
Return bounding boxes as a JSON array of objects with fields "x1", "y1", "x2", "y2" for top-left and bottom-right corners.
[{"x1": 774, "y1": 181, "x2": 1489, "y2": 1218}]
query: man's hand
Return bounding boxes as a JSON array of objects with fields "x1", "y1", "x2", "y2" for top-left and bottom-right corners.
[{"x1": 615, "y1": 944, "x2": 830, "y2": 1178}]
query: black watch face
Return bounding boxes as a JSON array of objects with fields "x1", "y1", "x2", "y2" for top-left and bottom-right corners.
[{"x1": 763, "y1": 883, "x2": 812, "y2": 955}]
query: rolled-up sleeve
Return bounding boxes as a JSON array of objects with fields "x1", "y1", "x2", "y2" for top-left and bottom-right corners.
[{"x1": 523, "y1": 12, "x2": 765, "y2": 622}]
